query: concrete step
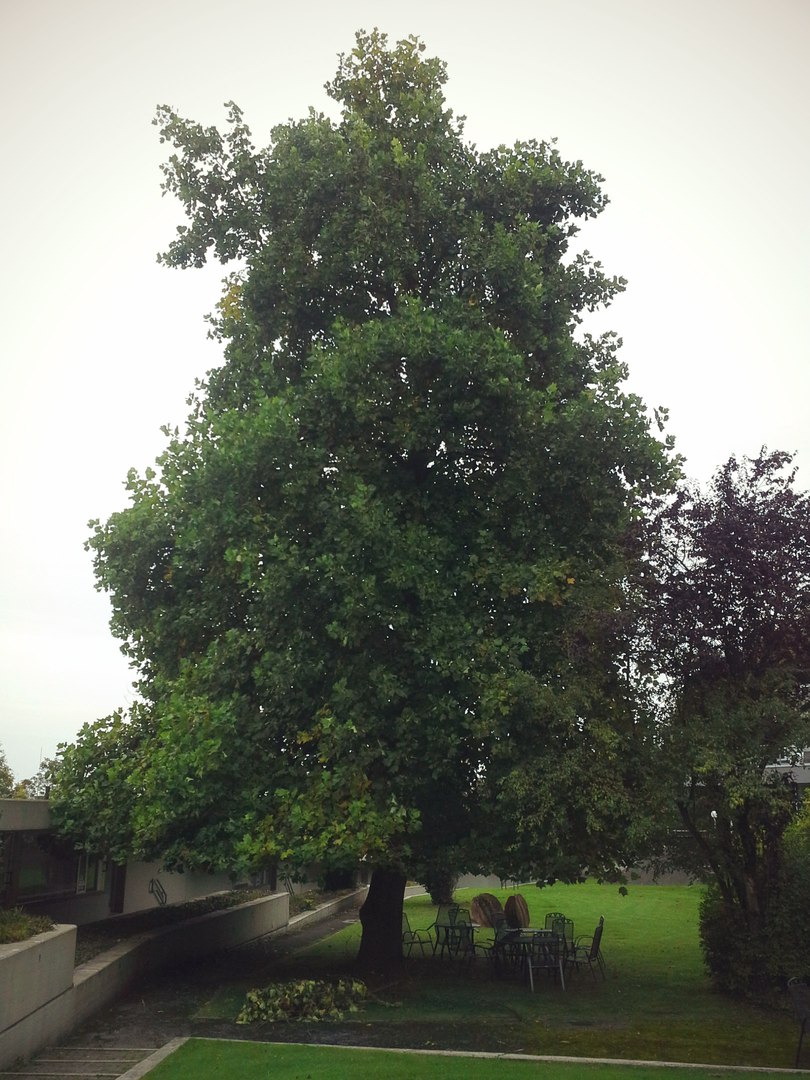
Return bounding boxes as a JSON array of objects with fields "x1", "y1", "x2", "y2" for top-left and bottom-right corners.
[{"x1": 0, "y1": 1046, "x2": 154, "y2": 1078}]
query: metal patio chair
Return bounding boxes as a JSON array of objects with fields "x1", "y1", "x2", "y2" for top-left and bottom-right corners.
[
  {"x1": 526, "y1": 930, "x2": 566, "y2": 991},
  {"x1": 475, "y1": 911, "x2": 517, "y2": 971},
  {"x1": 447, "y1": 906, "x2": 476, "y2": 962},
  {"x1": 567, "y1": 915, "x2": 606, "y2": 980},
  {"x1": 402, "y1": 911, "x2": 432, "y2": 957},
  {"x1": 427, "y1": 903, "x2": 458, "y2": 955},
  {"x1": 545, "y1": 913, "x2": 575, "y2": 959}
]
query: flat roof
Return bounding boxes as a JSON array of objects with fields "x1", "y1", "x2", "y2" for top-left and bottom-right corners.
[
  {"x1": 765, "y1": 765, "x2": 810, "y2": 786},
  {"x1": 0, "y1": 798, "x2": 51, "y2": 831}
]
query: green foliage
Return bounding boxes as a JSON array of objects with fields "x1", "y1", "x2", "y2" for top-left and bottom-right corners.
[
  {"x1": 290, "y1": 893, "x2": 318, "y2": 914},
  {"x1": 12, "y1": 757, "x2": 58, "y2": 799},
  {"x1": 0, "y1": 745, "x2": 14, "y2": 797},
  {"x1": 56, "y1": 30, "x2": 677, "y2": 932},
  {"x1": 51, "y1": 708, "x2": 155, "y2": 864},
  {"x1": 0, "y1": 908, "x2": 54, "y2": 942},
  {"x1": 236, "y1": 977, "x2": 367, "y2": 1024}
]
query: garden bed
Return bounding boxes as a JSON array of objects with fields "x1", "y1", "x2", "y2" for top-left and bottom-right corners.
[{"x1": 0, "y1": 907, "x2": 54, "y2": 944}]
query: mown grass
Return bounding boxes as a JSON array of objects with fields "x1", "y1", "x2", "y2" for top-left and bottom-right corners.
[
  {"x1": 194, "y1": 882, "x2": 800, "y2": 1071},
  {"x1": 147, "y1": 1038, "x2": 788, "y2": 1080}
]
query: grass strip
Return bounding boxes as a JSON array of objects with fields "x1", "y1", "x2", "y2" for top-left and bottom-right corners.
[{"x1": 145, "y1": 1038, "x2": 789, "y2": 1079}]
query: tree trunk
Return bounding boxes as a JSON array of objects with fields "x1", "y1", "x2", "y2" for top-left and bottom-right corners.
[{"x1": 356, "y1": 867, "x2": 406, "y2": 972}]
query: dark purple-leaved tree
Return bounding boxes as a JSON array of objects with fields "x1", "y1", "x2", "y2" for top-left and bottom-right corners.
[{"x1": 636, "y1": 448, "x2": 810, "y2": 989}]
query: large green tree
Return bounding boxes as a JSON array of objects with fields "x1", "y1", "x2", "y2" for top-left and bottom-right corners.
[
  {"x1": 635, "y1": 449, "x2": 810, "y2": 991},
  {"x1": 54, "y1": 31, "x2": 676, "y2": 967}
]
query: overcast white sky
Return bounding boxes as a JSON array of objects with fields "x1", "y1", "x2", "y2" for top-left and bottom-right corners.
[{"x1": 1, "y1": 0, "x2": 808, "y2": 779}]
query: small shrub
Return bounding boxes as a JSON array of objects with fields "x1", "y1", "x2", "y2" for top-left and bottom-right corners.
[
  {"x1": 0, "y1": 908, "x2": 55, "y2": 944},
  {"x1": 236, "y1": 978, "x2": 367, "y2": 1024},
  {"x1": 290, "y1": 893, "x2": 318, "y2": 915},
  {"x1": 700, "y1": 806, "x2": 810, "y2": 998},
  {"x1": 422, "y1": 867, "x2": 458, "y2": 905},
  {"x1": 766, "y1": 805, "x2": 810, "y2": 983},
  {"x1": 699, "y1": 887, "x2": 768, "y2": 995}
]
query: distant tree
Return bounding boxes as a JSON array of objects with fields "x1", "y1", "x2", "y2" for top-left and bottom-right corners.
[
  {"x1": 0, "y1": 745, "x2": 13, "y2": 797},
  {"x1": 637, "y1": 449, "x2": 810, "y2": 992},
  {"x1": 11, "y1": 757, "x2": 58, "y2": 799},
  {"x1": 53, "y1": 30, "x2": 677, "y2": 969}
]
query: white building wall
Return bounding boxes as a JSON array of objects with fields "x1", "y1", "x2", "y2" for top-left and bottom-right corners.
[{"x1": 121, "y1": 861, "x2": 237, "y2": 915}]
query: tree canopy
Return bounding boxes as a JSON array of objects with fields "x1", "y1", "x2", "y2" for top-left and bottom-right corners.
[
  {"x1": 53, "y1": 31, "x2": 677, "y2": 965},
  {"x1": 635, "y1": 448, "x2": 810, "y2": 989}
]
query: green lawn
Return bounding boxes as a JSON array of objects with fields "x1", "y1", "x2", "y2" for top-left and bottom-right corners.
[
  {"x1": 147, "y1": 1039, "x2": 791, "y2": 1079},
  {"x1": 191, "y1": 882, "x2": 801, "y2": 1071}
]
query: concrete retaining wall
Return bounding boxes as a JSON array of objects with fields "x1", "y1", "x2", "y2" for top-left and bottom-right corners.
[
  {"x1": 0, "y1": 891, "x2": 291, "y2": 1071},
  {"x1": 0, "y1": 924, "x2": 76, "y2": 1032}
]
